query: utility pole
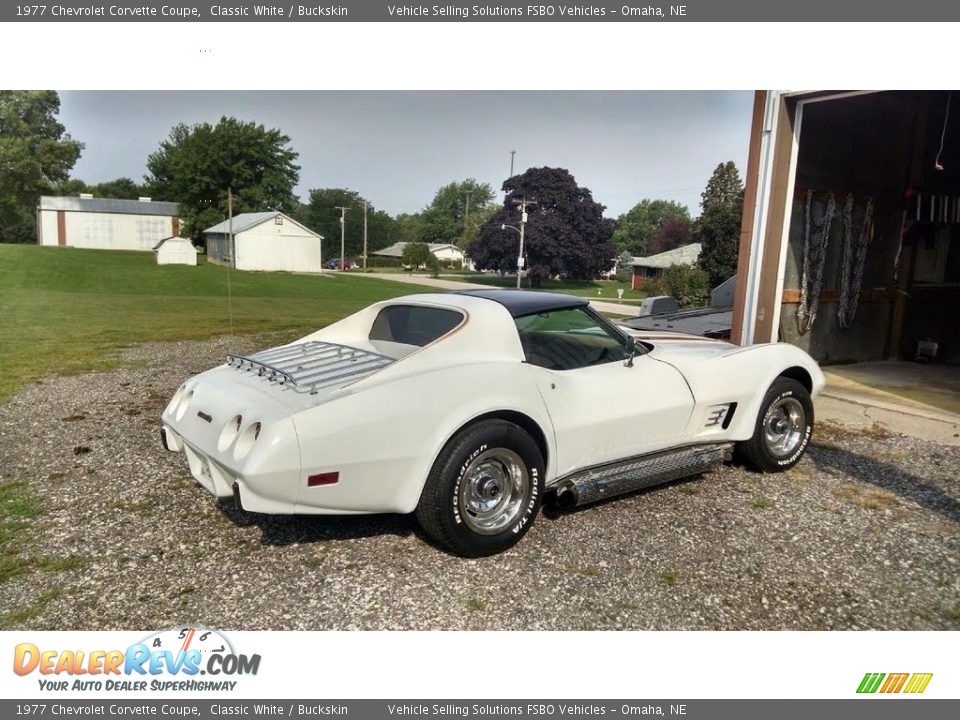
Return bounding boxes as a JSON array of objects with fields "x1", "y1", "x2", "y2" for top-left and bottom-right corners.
[
  {"x1": 335, "y1": 206, "x2": 348, "y2": 271},
  {"x1": 362, "y1": 200, "x2": 368, "y2": 271},
  {"x1": 227, "y1": 186, "x2": 234, "y2": 268},
  {"x1": 506, "y1": 150, "x2": 516, "y2": 203},
  {"x1": 225, "y1": 187, "x2": 234, "y2": 334},
  {"x1": 513, "y1": 197, "x2": 536, "y2": 289}
]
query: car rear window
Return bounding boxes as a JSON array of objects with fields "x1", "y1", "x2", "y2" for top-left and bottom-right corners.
[{"x1": 369, "y1": 305, "x2": 464, "y2": 347}]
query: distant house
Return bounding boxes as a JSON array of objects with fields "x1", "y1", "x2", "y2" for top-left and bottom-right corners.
[
  {"x1": 154, "y1": 236, "x2": 197, "y2": 266},
  {"x1": 37, "y1": 195, "x2": 179, "y2": 251},
  {"x1": 203, "y1": 211, "x2": 324, "y2": 273},
  {"x1": 374, "y1": 241, "x2": 467, "y2": 266},
  {"x1": 631, "y1": 243, "x2": 702, "y2": 290}
]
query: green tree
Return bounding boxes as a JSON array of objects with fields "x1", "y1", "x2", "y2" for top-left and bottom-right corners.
[
  {"x1": 419, "y1": 179, "x2": 495, "y2": 248},
  {"x1": 51, "y1": 177, "x2": 145, "y2": 200},
  {"x1": 144, "y1": 117, "x2": 300, "y2": 240},
  {"x1": 50, "y1": 178, "x2": 91, "y2": 197},
  {"x1": 91, "y1": 177, "x2": 144, "y2": 199},
  {"x1": 0, "y1": 91, "x2": 83, "y2": 243},
  {"x1": 695, "y1": 161, "x2": 744, "y2": 287},
  {"x1": 611, "y1": 199, "x2": 690, "y2": 257},
  {"x1": 401, "y1": 241, "x2": 434, "y2": 271},
  {"x1": 300, "y1": 188, "x2": 395, "y2": 261},
  {"x1": 469, "y1": 167, "x2": 615, "y2": 288},
  {"x1": 393, "y1": 213, "x2": 423, "y2": 245}
]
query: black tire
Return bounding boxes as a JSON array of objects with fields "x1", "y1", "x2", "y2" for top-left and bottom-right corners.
[
  {"x1": 416, "y1": 419, "x2": 545, "y2": 557},
  {"x1": 738, "y1": 377, "x2": 814, "y2": 473}
]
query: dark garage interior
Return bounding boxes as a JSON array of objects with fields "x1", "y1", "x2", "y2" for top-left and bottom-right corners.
[{"x1": 779, "y1": 91, "x2": 960, "y2": 366}]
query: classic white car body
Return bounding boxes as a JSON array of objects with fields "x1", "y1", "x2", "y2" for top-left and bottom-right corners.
[{"x1": 161, "y1": 291, "x2": 824, "y2": 517}]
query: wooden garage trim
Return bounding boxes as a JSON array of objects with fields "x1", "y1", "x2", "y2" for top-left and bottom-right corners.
[
  {"x1": 731, "y1": 91, "x2": 768, "y2": 345},
  {"x1": 57, "y1": 210, "x2": 66, "y2": 246}
]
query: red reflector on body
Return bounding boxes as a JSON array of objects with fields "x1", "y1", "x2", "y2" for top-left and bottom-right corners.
[{"x1": 307, "y1": 472, "x2": 339, "y2": 487}]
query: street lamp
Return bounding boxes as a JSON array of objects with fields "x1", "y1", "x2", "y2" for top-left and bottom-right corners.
[{"x1": 500, "y1": 223, "x2": 525, "y2": 289}]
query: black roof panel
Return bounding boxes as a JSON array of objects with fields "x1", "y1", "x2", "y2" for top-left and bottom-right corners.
[{"x1": 452, "y1": 289, "x2": 589, "y2": 318}]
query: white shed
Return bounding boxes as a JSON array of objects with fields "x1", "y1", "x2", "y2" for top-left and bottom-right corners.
[
  {"x1": 203, "y1": 212, "x2": 324, "y2": 273},
  {"x1": 154, "y1": 236, "x2": 198, "y2": 266},
  {"x1": 37, "y1": 195, "x2": 179, "y2": 251}
]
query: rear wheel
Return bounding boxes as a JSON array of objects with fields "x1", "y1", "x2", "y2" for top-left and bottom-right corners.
[
  {"x1": 738, "y1": 378, "x2": 813, "y2": 472},
  {"x1": 416, "y1": 419, "x2": 544, "y2": 557}
]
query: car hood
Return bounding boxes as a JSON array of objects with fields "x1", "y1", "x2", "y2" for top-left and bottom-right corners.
[{"x1": 626, "y1": 330, "x2": 749, "y2": 374}]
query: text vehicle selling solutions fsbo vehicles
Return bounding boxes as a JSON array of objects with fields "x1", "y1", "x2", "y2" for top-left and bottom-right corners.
[{"x1": 161, "y1": 290, "x2": 824, "y2": 557}]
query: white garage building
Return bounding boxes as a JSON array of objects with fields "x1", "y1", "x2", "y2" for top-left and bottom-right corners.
[
  {"x1": 37, "y1": 195, "x2": 179, "y2": 251},
  {"x1": 203, "y1": 211, "x2": 324, "y2": 273},
  {"x1": 154, "y1": 236, "x2": 198, "y2": 266}
]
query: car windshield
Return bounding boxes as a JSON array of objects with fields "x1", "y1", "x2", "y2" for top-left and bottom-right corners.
[{"x1": 514, "y1": 307, "x2": 630, "y2": 370}]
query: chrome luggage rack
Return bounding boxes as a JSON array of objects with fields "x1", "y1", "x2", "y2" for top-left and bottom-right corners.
[{"x1": 226, "y1": 341, "x2": 395, "y2": 394}]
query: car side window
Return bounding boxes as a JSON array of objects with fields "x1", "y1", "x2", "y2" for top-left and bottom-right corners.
[
  {"x1": 369, "y1": 305, "x2": 464, "y2": 347},
  {"x1": 515, "y1": 307, "x2": 630, "y2": 370}
]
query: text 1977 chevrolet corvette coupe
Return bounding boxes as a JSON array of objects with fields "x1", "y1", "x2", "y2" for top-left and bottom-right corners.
[{"x1": 161, "y1": 290, "x2": 824, "y2": 557}]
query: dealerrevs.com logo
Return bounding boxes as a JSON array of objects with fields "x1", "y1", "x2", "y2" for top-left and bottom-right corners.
[
  {"x1": 857, "y1": 673, "x2": 933, "y2": 694},
  {"x1": 13, "y1": 627, "x2": 261, "y2": 692}
]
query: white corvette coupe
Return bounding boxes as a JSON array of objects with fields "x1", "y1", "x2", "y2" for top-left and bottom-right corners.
[{"x1": 161, "y1": 290, "x2": 824, "y2": 557}]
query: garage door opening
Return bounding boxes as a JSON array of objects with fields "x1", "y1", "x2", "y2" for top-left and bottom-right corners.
[{"x1": 735, "y1": 90, "x2": 960, "y2": 418}]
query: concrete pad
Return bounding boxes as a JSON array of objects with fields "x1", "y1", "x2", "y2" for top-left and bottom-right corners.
[
  {"x1": 815, "y1": 394, "x2": 960, "y2": 446},
  {"x1": 817, "y1": 361, "x2": 960, "y2": 446},
  {"x1": 824, "y1": 360, "x2": 960, "y2": 415}
]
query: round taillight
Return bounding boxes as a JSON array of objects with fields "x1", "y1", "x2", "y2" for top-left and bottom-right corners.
[
  {"x1": 166, "y1": 385, "x2": 185, "y2": 415},
  {"x1": 217, "y1": 414, "x2": 243, "y2": 451},
  {"x1": 234, "y1": 421, "x2": 262, "y2": 461},
  {"x1": 174, "y1": 389, "x2": 194, "y2": 421}
]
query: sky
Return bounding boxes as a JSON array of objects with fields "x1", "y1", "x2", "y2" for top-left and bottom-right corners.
[{"x1": 58, "y1": 91, "x2": 754, "y2": 218}]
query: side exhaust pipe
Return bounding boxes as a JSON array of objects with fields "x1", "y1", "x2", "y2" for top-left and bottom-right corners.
[
  {"x1": 555, "y1": 482, "x2": 579, "y2": 510},
  {"x1": 555, "y1": 443, "x2": 733, "y2": 508}
]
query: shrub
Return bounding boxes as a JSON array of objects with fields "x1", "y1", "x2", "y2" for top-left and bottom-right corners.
[
  {"x1": 660, "y1": 264, "x2": 710, "y2": 308},
  {"x1": 425, "y1": 254, "x2": 441, "y2": 278}
]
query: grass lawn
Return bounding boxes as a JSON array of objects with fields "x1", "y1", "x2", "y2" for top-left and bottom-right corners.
[
  {"x1": 0, "y1": 245, "x2": 423, "y2": 402},
  {"x1": 455, "y1": 273, "x2": 647, "y2": 301}
]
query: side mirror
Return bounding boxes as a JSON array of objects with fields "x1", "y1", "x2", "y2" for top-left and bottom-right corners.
[{"x1": 624, "y1": 335, "x2": 637, "y2": 368}]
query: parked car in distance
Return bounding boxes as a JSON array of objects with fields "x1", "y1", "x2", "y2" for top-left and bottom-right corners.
[
  {"x1": 325, "y1": 258, "x2": 354, "y2": 270},
  {"x1": 161, "y1": 290, "x2": 824, "y2": 557}
]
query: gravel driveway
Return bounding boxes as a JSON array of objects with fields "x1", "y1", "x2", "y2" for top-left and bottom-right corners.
[{"x1": 1, "y1": 334, "x2": 957, "y2": 630}]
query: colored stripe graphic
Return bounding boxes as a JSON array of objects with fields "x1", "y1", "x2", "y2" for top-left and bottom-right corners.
[
  {"x1": 903, "y1": 673, "x2": 933, "y2": 694},
  {"x1": 880, "y1": 673, "x2": 909, "y2": 693},
  {"x1": 857, "y1": 672, "x2": 933, "y2": 694},
  {"x1": 857, "y1": 673, "x2": 885, "y2": 693}
]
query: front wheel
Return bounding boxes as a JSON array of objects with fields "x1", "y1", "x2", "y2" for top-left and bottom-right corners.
[
  {"x1": 416, "y1": 419, "x2": 545, "y2": 557},
  {"x1": 738, "y1": 378, "x2": 814, "y2": 472}
]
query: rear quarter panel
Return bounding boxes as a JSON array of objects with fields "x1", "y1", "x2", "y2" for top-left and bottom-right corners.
[{"x1": 290, "y1": 361, "x2": 554, "y2": 514}]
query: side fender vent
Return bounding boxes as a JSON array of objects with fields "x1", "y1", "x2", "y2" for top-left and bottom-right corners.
[{"x1": 705, "y1": 402, "x2": 737, "y2": 429}]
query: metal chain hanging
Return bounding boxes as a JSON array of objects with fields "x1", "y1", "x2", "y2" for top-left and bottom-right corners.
[
  {"x1": 837, "y1": 195, "x2": 874, "y2": 329},
  {"x1": 797, "y1": 190, "x2": 836, "y2": 334}
]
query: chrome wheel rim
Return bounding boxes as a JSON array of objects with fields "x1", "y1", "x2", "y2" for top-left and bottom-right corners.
[
  {"x1": 763, "y1": 397, "x2": 805, "y2": 458},
  {"x1": 458, "y1": 448, "x2": 530, "y2": 535}
]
